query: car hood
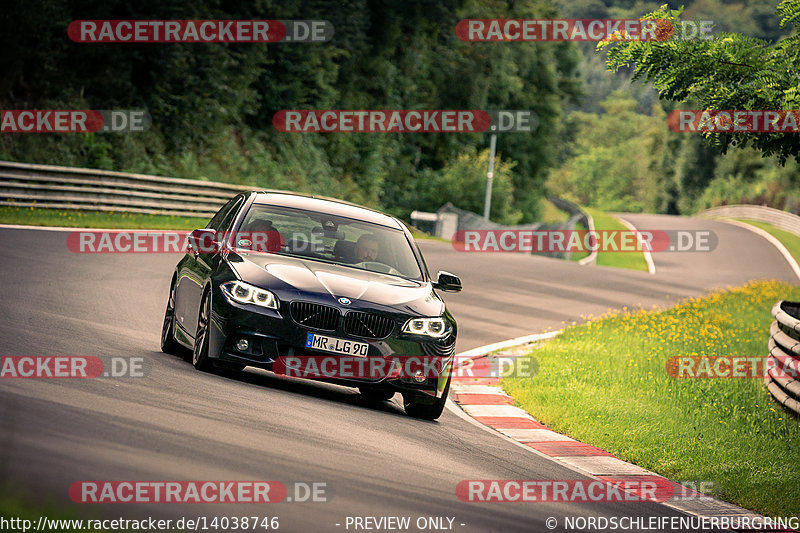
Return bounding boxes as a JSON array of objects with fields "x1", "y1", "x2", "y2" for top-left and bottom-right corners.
[{"x1": 227, "y1": 252, "x2": 444, "y2": 316}]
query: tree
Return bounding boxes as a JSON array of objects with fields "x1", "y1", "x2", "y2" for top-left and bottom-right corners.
[
  {"x1": 547, "y1": 92, "x2": 668, "y2": 212},
  {"x1": 600, "y1": 0, "x2": 800, "y2": 162},
  {"x1": 0, "y1": 0, "x2": 582, "y2": 222}
]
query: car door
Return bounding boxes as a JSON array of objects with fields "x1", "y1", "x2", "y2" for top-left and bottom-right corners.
[{"x1": 176, "y1": 195, "x2": 243, "y2": 340}]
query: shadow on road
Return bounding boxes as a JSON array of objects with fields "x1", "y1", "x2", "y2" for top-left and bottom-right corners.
[{"x1": 154, "y1": 350, "x2": 412, "y2": 419}]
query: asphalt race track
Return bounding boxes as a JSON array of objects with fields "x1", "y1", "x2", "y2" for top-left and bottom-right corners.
[{"x1": 0, "y1": 215, "x2": 797, "y2": 532}]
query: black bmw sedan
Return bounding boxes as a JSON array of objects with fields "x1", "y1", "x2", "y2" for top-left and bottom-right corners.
[{"x1": 161, "y1": 191, "x2": 462, "y2": 420}]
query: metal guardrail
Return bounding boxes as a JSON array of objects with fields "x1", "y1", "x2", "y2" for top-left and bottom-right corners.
[
  {"x1": 767, "y1": 301, "x2": 800, "y2": 416},
  {"x1": 0, "y1": 160, "x2": 252, "y2": 218},
  {"x1": 432, "y1": 198, "x2": 592, "y2": 261},
  {"x1": 547, "y1": 196, "x2": 596, "y2": 264},
  {"x1": 701, "y1": 205, "x2": 800, "y2": 237},
  {"x1": 0, "y1": 161, "x2": 602, "y2": 263}
]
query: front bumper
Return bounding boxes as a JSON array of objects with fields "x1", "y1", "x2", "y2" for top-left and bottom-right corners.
[{"x1": 207, "y1": 287, "x2": 455, "y2": 399}]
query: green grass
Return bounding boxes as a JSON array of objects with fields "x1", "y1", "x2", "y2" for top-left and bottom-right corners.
[
  {"x1": 735, "y1": 219, "x2": 800, "y2": 267},
  {"x1": 0, "y1": 206, "x2": 209, "y2": 229},
  {"x1": 1, "y1": 488, "x2": 99, "y2": 533},
  {"x1": 583, "y1": 207, "x2": 649, "y2": 271},
  {"x1": 0, "y1": 206, "x2": 453, "y2": 242},
  {"x1": 502, "y1": 280, "x2": 800, "y2": 516},
  {"x1": 538, "y1": 198, "x2": 571, "y2": 224},
  {"x1": 407, "y1": 225, "x2": 449, "y2": 242},
  {"x1": 536, "y1": 199, "x2": 595, "y2": 262},
  {"x1": 567, "y1": 219, "x2": 591, "y2": 262}
]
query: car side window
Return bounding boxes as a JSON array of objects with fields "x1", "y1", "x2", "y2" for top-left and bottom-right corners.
[
  {"x1": 217, "y1": 197, "x2": 244, "y2": 233},
  {"x1": 207, "y1": 196, "x2": 242, "y2": 231}
]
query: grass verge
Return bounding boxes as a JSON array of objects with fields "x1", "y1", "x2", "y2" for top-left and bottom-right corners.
[
  {"x1": 0, "y1": 487, "x2": 99, "y2": 533},
  {"x1": 1, "y1": 207, "x2": 447, "y2": 243},
  {"x1": 407, "y1": 225, "x2": 450, "y2": 242},
  {"x1": 502, "y1": 280, "x2": 800, "y2": 517},
  {"x1": 734, "y1": 219, "x2": 800, "y2": 267},
  {"x1": 0, "y1": 206, "x2": 209, "y2": 230},
  {"x1": 583, "y1": 207, "x2": 649, "y2": 271},
  {"x1": 538, "y1": 198, "x2": 571, "y2": 225},
  {"x1": 567, "y1": 219, "x2": 591, "y2": 263}
]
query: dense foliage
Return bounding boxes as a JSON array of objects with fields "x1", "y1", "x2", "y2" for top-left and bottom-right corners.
[
  {"x1": 0, "y1": 0, "x2": 581, "y2": 223},
  {"x1": 550, "y1": 0, "x2": 799, "y2": 214},
  {"x1": 602, "y1": 0, "x2": 800, "y2": 162},
  {"x1": 2, "y1": 0, "x2": 797, "y2": 220}
]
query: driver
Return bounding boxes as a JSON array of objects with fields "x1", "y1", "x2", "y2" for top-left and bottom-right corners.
[
  {"x1": 355, "y1": 234, "x2": 379, "y2": 262},
  {"x1": 245, "y1": 218, "x2": 284, "y2": 252}
]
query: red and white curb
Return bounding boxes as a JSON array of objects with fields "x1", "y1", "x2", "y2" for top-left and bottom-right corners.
[{"x1": 445, "y1": 333, "x2": 790, "y2": 531}]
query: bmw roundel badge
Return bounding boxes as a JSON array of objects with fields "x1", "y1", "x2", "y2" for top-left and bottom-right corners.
[{"x1": 338, "y1": 297, "x2": 351, "y2": 305}]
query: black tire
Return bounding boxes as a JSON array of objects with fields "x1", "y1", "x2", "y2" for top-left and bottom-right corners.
[
  {"x1": 192, "y1": 290, "x2": 214, "y2": 372},
  {"x1": 403, "y1": 376, "x2": 451, "y2": 420},
  {"x1": 161, "y1": 278, "x2": 184, "y2": 355},
  {"x1": 359, "y1": 387, "x2": 395, "y2": 402}
]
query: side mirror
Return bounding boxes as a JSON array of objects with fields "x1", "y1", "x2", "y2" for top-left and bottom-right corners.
[
  {"x1": 187, "y1": 228, "x2": 219, "y2": 255},
  {"x1": 432, "y1": 271, "x2": 462, "y2": 292}
]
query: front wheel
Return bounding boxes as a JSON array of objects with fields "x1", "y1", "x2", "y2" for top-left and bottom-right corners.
[
  {"x1": 161, "y1": 278, "x2": 184, "y2": 356},
  {"x1": 403, "y1": 376, "x2": 451, "y2": 420},
  {"x1": 192, "y1": 290, "x2": 213, "y2": 372}
]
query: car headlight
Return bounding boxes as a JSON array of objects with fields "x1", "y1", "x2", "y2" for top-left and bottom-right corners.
[
  {"x1": 221, "y1": 281, "x2": 278, "y2": 309},
  {"x1": 402, "y1": 317, "x2": 449, "y2": 338}
]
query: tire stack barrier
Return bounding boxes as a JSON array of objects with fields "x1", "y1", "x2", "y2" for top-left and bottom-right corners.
[{"x1": 767, "y1": 300, "x2": 800, "y2": 415}]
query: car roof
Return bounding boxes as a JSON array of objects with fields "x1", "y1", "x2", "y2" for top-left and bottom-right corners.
[{"x1": 249, "y1": 191, "x2": 404, "y2": 230}]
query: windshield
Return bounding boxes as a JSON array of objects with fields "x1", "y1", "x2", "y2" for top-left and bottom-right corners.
[{"x1": 232, "y1": 203, "x2": 424, "y2": 281}]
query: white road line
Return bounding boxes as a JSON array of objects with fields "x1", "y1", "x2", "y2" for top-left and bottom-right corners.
[
  {"x1": 450, "y1": 384, "x2": 506, "y2": 394},
  {"x1": 0, "y1": 223, "x2": 191, "y2": 232},
  {"x1": 455, "y1": 330, "x2": 561, "y2": 360},
  {"x1": 715, "y1": 218, "x2": 800, "y2": 282},
  {"x1": 0, "y1": 223, "x2": 82, "y2": 232},
  {"x1": 460, "y1": 404, "x2": 534, "y2": 417},
  {"x1": 558, "y1": 456, "x2": 653, "y2": 476},
  {"x1": 498, "y1": 428, "x2": 575, "y2": 442},
  {"x1": 615, "y1": 215, "x2": 656, "y2": 275}
]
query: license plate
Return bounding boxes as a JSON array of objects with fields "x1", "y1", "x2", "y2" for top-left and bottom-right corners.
[{"x1": 305, "y1": 333, "x2": 369, "y2": 357}]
